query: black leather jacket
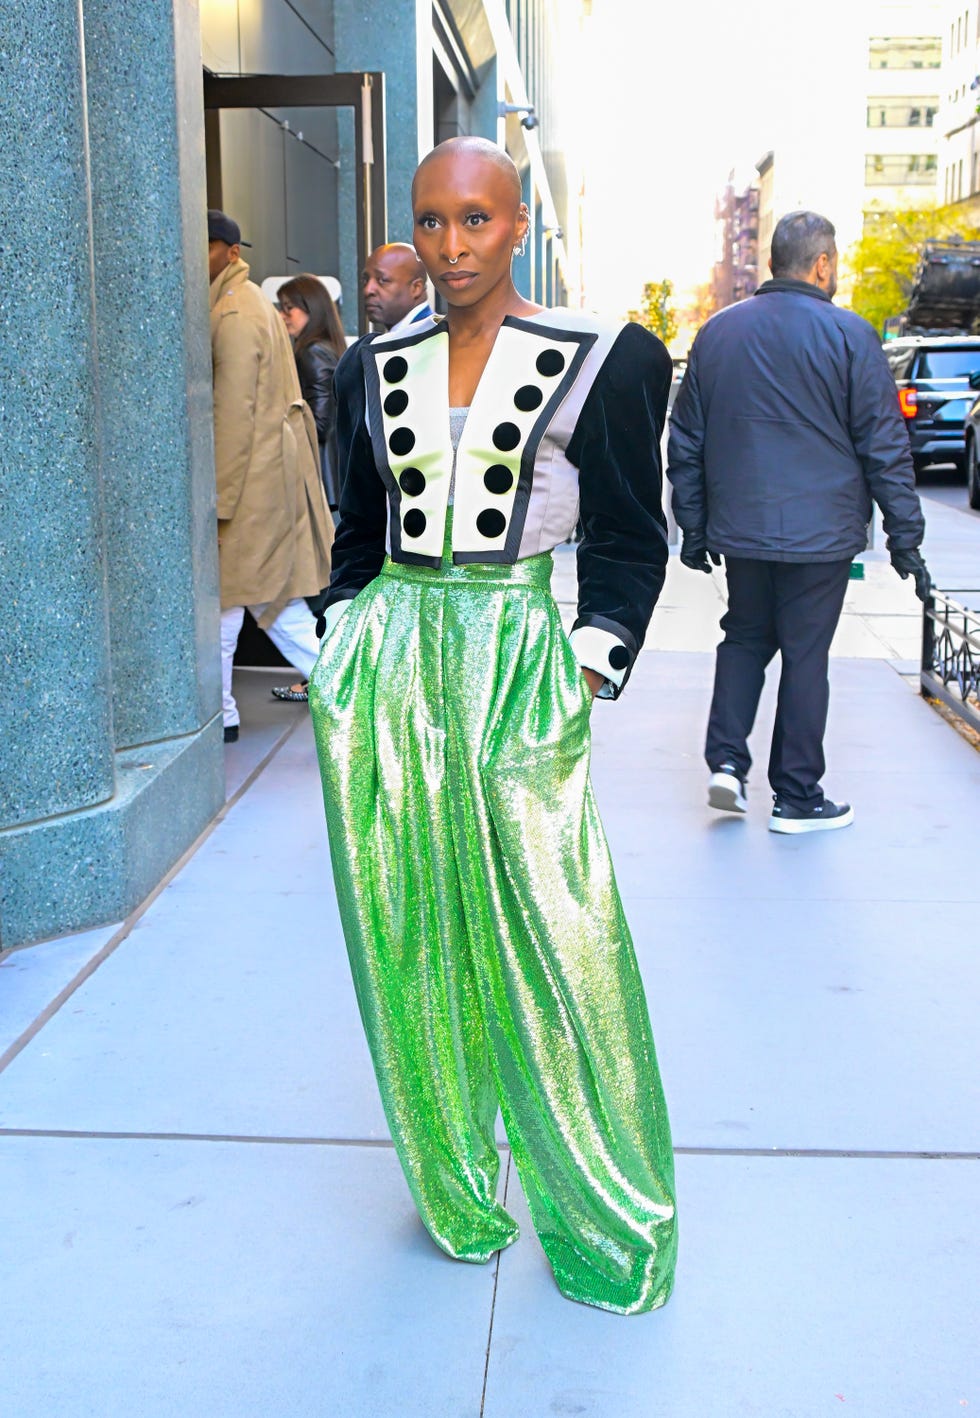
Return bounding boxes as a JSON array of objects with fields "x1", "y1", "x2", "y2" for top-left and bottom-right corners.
[{"x1": 295, "y1": 339, "x2": 340, "y2": 507}]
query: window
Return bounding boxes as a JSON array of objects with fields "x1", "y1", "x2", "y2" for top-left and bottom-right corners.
[
  {"x1": 865, "y1": 153, "x2": 939, "y2": 185},
  {"x1": 916, "y1": 348, "x2": 980, "y2": 378},
  {"x1": 869, "y1": 36, "x2": 942, "y2": 68},
  {"x1": 867, "y1": 97, "x2": 938, "y2": 126}
]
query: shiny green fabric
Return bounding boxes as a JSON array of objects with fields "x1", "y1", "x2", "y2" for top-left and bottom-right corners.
[{"x1": 309, "y1": 543, "x2": 677, "y2": 1315}]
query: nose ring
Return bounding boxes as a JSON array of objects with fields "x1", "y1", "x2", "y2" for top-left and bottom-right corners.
[{"x1": 448, "y1": 255, "x2": 460, "y2": 265}]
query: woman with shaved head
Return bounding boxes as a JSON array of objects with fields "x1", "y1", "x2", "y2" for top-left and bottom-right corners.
[{"x1": 309, "y1": 137, "x2": 677, "y2": 1314}]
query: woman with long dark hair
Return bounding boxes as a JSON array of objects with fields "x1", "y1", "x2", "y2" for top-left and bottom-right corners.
[
  {"x1": 278, "y1": 274, "x2": 347, "y2": 508},
  {"x1": 308, "y1": 138, "x2": 677, "y2": 1314},
  {"x1": 273, "y1": 275, "x2": 347, "y2": 703}
]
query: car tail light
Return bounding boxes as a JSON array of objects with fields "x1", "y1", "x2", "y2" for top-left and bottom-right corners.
[{"x1": 898, "y1": 387, "x2": 918, "y2": 419}]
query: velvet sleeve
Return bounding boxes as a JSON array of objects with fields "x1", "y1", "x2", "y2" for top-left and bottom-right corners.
[
  {"x1": 564, "y1": 323, "x2": 671, "y2": 698},
  {"x1": 323, "y1": 338, "x2": 388, "y2": 608}
]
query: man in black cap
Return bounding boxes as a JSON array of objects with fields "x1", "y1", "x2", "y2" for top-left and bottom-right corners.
[
  {"x1": 207, "y1": 209, "x2": 245, "y2": 283},
  {"x1": 207, "y1": 210, "x2": 333, "y2": 743}
]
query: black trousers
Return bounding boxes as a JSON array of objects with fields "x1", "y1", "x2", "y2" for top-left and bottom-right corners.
[{"x1": 705, "y1": 557, "x2": 851, "y2": 809}]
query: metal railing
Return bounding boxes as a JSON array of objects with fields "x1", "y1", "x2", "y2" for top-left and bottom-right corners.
[{"x1": 921, "y1": 589, "x2": 980, "y2": 733}]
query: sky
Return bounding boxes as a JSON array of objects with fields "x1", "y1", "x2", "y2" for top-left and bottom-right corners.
[{"x1": 565, "y1": 0, "x2": 887, "y2": 317}]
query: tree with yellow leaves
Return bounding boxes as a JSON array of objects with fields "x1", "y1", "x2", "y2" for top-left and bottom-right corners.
[
  {"x1": 627, "y1": 279, "x2": 679, "y2": 347},
  {"x1": 849, "y1": 204, "x2": 980, "y2": 332}
]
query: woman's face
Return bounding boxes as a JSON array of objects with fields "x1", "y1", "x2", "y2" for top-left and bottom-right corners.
[
  {"x1": 412, "y1": 150, "x2": 528, "y2": 309},
  {"x1": 279, "y1": 300, "x2": 309, "y2": 339}
]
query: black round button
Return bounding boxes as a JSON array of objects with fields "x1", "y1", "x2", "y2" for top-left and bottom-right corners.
[
  {"x1": 383, "y1": 356, "x2": 408, "y2": 383},
  {"x1": 536, "y1": 349, "x2": 566, "y2": 377},
  {"x1": 608, "y1": 645, "x2": 630, "y2": 671},
  {"x1": 399, "y1": 467, "x2": 426, "y2": 497},
  {"x1": 403, "y1": 509, "x2": 427, "y2": 538},
  {"x1": 514, "y1": 384, "x2": 543, "y2": 412},
  {"x1": 476, "y1": 508, "x2": 507, "y2": 539},
  {"x1": 389, "y1": 427, "x2": 415, "y2": 457},
  {"x1": 384, "y1": 389, "x2": 409, "y2": 417},
  {"x1": 483, "y1": 464, "x2": 514, "y2": 495},
  {"x1": 492, "y1": 422, "x2": 521, "y2": 452}
]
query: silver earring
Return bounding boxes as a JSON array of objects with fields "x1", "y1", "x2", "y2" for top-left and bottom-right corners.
[{"x1": 513, "y1": 232, "x2": 528, "y2": 258}]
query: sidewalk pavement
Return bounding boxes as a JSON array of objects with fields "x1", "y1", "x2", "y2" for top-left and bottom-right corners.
[{"x1": 1, "y1": 494, "x2": 977, "y2": 1417}]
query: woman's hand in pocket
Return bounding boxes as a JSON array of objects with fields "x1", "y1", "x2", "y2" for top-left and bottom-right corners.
[{"x1": 582, "y1": 667, "x2": 604, "y2": 700}]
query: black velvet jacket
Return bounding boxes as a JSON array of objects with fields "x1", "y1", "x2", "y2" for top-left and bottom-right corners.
[{"x1": 325, "y1": 310, "x2": 672, "y2": 696}]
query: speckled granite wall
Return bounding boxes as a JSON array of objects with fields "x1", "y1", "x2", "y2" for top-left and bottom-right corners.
[
  {"x1": 332, "y1": 0, "x2": 427, "y2": 329},
  {"x1": 83, "y1": 0, "x2": 221, "y2": 749},
  {"x1": 0, "y1": 1, "x2": 116, "y2": 829},
  {"x1": 0, "y1": 0, "x2": 225, "y2": 949}
]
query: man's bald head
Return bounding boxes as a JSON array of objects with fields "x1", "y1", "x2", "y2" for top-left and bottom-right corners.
[
  {"x1": 361, "y1": 243, "x2": 428, "y2": 330},
  {"x1": 412, "y1": 137, "x2": 522, "y2": 212}
]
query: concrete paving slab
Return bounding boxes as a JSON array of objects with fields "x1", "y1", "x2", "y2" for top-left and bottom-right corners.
[
  {"x1": 223, "y1": 667, "x2": 307, "y2": 799},
  {"x1": 484, "y1": 1152, "x2": 980, "y2": 1418},
  {"x1": 0, "y1": 923, "x2": 121, "y2": 1057},
  {"x1": 0, "y1": 888, "x2": 384, "y2": 1140},
  {"x1": 0, "y1": 1135, "x2": 496, "y2": 1418},
  {"x1": 629, "y1": 897, "x2": 980, "y2": 1152}
]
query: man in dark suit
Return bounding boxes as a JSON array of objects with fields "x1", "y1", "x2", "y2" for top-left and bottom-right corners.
[
  {"x1": 361, "y1": 243, "x2": 432, "y2": 334},
  {"x1": 667, "y1": 210, "x2": 929, "y2": 834}
]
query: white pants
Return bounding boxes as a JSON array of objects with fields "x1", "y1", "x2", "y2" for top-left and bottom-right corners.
[{"x1": 221, "y1": 598, "x2": 321, "y2": 727}]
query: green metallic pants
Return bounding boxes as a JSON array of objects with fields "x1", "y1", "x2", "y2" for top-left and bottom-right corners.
[{"x1": 309, "y1": 548, "x2": 676, "y2": 1314}]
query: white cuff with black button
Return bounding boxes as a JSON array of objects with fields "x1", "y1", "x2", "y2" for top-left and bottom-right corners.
[{"x1": 567, "y1": 625, "x2": 631, "y2": 697}]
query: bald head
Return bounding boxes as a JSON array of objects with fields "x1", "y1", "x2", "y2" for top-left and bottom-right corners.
[
  {"x1": 362, "y1": 243, "x2": 428, "y2": 330},
  {"x1": 413, "y1": 137, "x2": 522, "y2": 212}
]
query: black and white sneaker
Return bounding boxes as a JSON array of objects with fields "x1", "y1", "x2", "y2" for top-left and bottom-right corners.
[
  {"x1": 708, "y1": 764, "x2": 748, "y2": 814},
  {"x1": 769, "y1": 797, "x2": 854, "y2": 834}
]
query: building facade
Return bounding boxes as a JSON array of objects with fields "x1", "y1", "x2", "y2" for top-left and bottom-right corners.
[
  {"x1": 0, "y1": 0, "x2": 582, "y2": 950},
  {"x1": 864, "y1": 14, "x2": 942, "y2": 222},
  {"x1": 711, "y1": 175, "x2": 759, "y2": 310},
  {"x1": 937, "y1": 0, "x2": 980, "y2": 213},
  {"x1": 201, "y1": 0, "x2": 576, "y2": 326}
]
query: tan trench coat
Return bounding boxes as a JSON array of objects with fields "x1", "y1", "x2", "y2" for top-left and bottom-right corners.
[{"x1": 210, "y1": 260, "x2": 333, "y2": 627}]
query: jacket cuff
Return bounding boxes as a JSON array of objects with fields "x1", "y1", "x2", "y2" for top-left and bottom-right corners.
[{"x1": 568, "y1": 616, "x2": 638, "y2": 700}]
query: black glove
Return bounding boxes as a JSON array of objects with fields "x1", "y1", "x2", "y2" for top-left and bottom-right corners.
[
  {"x1": 680, "y1": 535, "x2": 721, "y2": 574},
  {"x1": 890, "y1": 547, "x2": 931, "y2": 603}
]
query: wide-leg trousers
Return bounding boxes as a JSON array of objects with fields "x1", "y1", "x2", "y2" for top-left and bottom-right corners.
[
  {"x1": 308, "y1": 549, "x2": 676, "y2": 1314},
  {"x1": 705, "y1": 556, "x2": 851, "y2": 808}
]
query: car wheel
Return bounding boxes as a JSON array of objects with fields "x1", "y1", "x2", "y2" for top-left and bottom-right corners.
[{"x1": 969, "y1": 436, "x2": 980, "y2": 510}]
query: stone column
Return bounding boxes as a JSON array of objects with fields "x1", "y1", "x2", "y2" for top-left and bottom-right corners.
[
  {"x1": 0, "y1": 4, "x2": 116, "y2": 848},
  {"x1": 333, "y1": 0, "x2": 430, "y2": 328},
  {"x1": 82, "y1": 0, "x2": 221, "y2": 750},
  {"x1": 0, "y1": 0, "x2": 224, "y2": 948}
]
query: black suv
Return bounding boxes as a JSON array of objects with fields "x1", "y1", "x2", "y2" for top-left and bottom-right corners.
[{"x1": 883, "y1": 335, "x2": 980, "y2": 478}]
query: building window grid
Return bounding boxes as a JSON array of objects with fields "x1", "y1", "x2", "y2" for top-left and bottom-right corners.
[
  {"x1": 867, "y1": 98, "x2": 937, "y2": 127},
  {"x1": 869, "y1": 35, "x2": 941, "y2": 68},
  {"x1": 865, "y1": 153, "x2": 938, "y2": 185}
]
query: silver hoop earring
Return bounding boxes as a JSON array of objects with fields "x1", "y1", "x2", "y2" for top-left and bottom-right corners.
[{"x1": 513, "y1": 233, "x2": 528, "y2": 258}]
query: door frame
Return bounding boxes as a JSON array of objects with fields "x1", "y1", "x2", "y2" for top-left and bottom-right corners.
[{"x1": 203, "y1": 71, "x2": 387, "y2": 331}]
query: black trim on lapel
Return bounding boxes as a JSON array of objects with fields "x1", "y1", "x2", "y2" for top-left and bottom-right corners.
[{"x1": 452, "y1": 316, "x2": 597, "y2": 565}]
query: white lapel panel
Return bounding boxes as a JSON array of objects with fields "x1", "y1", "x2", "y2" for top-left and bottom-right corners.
[
  {"x1": 452, "y1": 323, "x2": 582, "y2": 557},
  {"x1": 372, "y1": 331, "x2": 452, "y2": 562}
]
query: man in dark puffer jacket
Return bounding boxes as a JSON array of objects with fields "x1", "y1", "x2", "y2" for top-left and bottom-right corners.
[{"x1": 667, "y1": 210, "x2": 929, "y2": 834}]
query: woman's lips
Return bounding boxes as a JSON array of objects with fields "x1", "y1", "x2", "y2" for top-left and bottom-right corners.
[{"x1": 440, "y1": 271, "x2": 477, "y2": 286}]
